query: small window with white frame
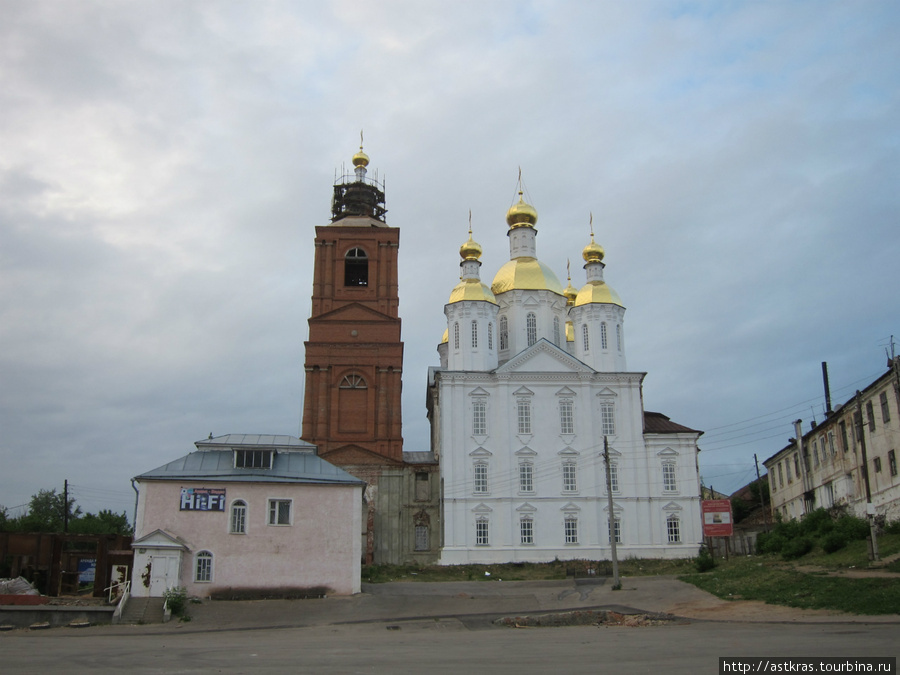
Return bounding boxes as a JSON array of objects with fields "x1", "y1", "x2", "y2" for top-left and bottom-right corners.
[
  {"x1": 526, "y1": 312, "x2": 537, "y2": 346},
  {"x1": 474, "y1": 462, "x2": 489, "y2": 494},
  {"x1": 662, "y1": 461, "x2": 677, "y2": 492},
  {"x1": 476, "y1": 517, "x2": 489, "y2": 546},
  {"x1": 666, "y1": 514, "x2": 681, "y2": 543},
  {"x1": 608, "y1": 462, "x2": 619, "y2": 493},
  {"x1": 519, "y1": 462, "x2": 534, "y2": 493},
  {"x1": 600, "y1": 401, "x2": 615, "y2": 436},
  {"x1": 268, "y1": 499, "x2": 292, "y2": 526},
  {"x1": 195, "y1": 551, "x2": 213, "y2": 583},
  {"x1": 607, "y1": 517, "x2": 621, "y2": 544},
  {"x1": 520, "y1": 516, "x2": 534, "y2": 545},
  {"x1": 473, "y1": 398, "x2": 487, "y2": 436},
  {"x1": 517, "y1": 397, "x2": 532, "y2": 435},
  {"x1": 559, "y1": 398, "x2": 574, "y2": 435},
  {"x1": 230, "y1": 500, "x2": 247, "y2": 534},
  {"x1": 562, "y1": 461, "x2": 577, "y2": 493}
]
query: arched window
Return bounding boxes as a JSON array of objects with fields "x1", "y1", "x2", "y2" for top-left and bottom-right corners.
[
  {"x1": 600, "y1": 322, "x2": 608, "y2": 349},
  {"x1": 339, "y1": 374, "x2": 367, "y2": 433},
  {"x1": 662, "y1": 461, "x2": 677, "y2": 492},
  {"x1": 553, "y1": 317, "x2": 560, "y2": 346},
  {"x1": 195, "y1": 551, "x2": 213, "y2": 582},
  {"x1": 475, "y1": 516, "x2": 490, "y2": 545},
  {"x1": 564, "y1": 515, "x2": 578, "y2": 544},
  {"x1": 487, "y1": 322, "x2": 493, "y2": 350},
  {"x1": 471, "y1": 320, "x2": 478, "y2": 349},
  {"x1": 499, "y1": 317, "x2": 508, "y2": 350},
  {"x1": 526, "y1": 313, "x2": 537, "y2": 346},
  {"x1": 344, "y1": 247, "x2": 368, "y2": 286},
  {"x1": 230, "y1": 500, "x2": 247, "y2": 534},
  {"x1": 616, "y1": 324, "x2": 622, "y2": 351},
  {"x1": 520, "y1": 516, "x2": 534, "y2": 545},
  {"x1": 582, "y1": 324, "x2": 589, "y2": 351},
  {"x1": 453, "y1": 322, "x2": 460, "y2": 349}
]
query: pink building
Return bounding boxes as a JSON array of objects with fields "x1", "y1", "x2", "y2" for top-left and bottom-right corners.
[{"x1": 131, "y1": 435, "x2": 364, "y2": 598}]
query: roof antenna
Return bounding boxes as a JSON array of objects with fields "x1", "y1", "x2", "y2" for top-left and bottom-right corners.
[{"x1": 208, "y1": 432, "x2": 213, "y2": 440}]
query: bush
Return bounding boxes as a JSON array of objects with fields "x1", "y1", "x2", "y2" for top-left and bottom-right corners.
[
  {"x1": 694, "y1": 547, "x2": 716, "y2": 572},
  {"x1": 757, "y1": 532, "x2": 787, "y2": 554},
  {"x1": 821, "y1": 532, "x2": 848, "y2": 553},
  {"x1": 834, "y1": 515, "x2": 869, "y2": 542},
  {"x1": 884, "y1": 520, "x2": 900, "y2": 535},
  {"x1": 800, "y1": 508, "x2": 834, "y2": 536},
  {"x1": 781, "y1": 536, "x2": 814, "y2": 560},
  {"x1": 163, "y1": 587, "x2": 188, "y2": 616}
]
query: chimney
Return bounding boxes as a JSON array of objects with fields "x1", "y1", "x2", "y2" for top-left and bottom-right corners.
[{"x1": 822, "y1": 361, "x2": 833, "y2": 415}]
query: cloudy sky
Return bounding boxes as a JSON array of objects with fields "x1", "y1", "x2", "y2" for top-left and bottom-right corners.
[{"x1": 2, "y1": 1, "x2": 898, "y2": 520}]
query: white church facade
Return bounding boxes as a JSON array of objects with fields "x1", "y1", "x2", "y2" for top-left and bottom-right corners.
[{"x1": 427, "y1": 189, "x2": 703, "y2": 564}]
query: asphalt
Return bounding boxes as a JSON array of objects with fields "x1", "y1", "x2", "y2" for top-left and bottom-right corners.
[{"x1": 98, "y1": 576, "x2": 900, "y2": 635}]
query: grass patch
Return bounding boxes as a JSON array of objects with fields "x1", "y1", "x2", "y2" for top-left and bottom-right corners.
[
  {"x1": 680, "y1": 557, "x2": 900, "y2": 615},
  {"x1": 361, "y1": 558, "x2": 694, "y2": 583}
]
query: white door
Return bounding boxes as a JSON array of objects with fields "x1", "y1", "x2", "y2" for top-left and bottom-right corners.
[{"x1": 148, "y1": 554, "x2": 181, "y2": 596}]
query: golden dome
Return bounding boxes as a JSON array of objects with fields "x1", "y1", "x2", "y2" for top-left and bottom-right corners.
[
  {"x1": 459, "y1": 229, "x2": 483, "y2": 261},
  {"x1": 564, "y1": 277, "x2": 578, "y2": 306},
  {"x1": 440, "y1": 328, "x2": 449, "y2": 344},
  {"x1": 574, "y1": 280, "x2": 624, "y2": 307},
  {"x1": 491, "y1": 257, "x2": 564, "y2": 295},
  {"x1": 352, "y1": 146, "x2": 369, "y2": 168},
  {"x1": 448, "y1": 278, "x2": 497, "y2": 304},
  {"x1": 582, "y1": 235, "x2": 604, "y2": 263},
  {"x1": 506, "y1": 192, "x2": 538, "y2": 229}
]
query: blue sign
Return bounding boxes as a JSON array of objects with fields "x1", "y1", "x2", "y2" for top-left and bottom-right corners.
[
  {"x1": 180, "y1": 487, "x2": 226, "y2": 511},
  {"x1": 78, "y1": 558, "x2": 96, "y2": 584}
]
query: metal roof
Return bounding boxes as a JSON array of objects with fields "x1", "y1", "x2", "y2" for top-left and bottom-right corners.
[
  {"x1": 402, "y1": 451, "x2": 438, "y2": 465},
  {"x1": 194, "y1": 434, "x2": 317, "y2": 451},
  {"x1": 643, "y1": 411, "x2": 703, "y2": 435},
  {"x1": 135, "y1": 448, "x2": 365, "y2": 487}
]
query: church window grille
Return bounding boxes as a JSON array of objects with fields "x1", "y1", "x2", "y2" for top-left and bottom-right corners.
[
  {"x1": 662, "y1": 462, "x2": 677, "y2": 492},
  {"x1": 564, "y1": 516, "x2": 578, "y2": 544},
  {"x1": 553, "y1": 317, "x2": 560, "y2": 346},
  {"x1": 339, "y1": 374, "x2": 367, "y2": 389},
  {"x1": 473, "y1": 399, "x2": 486, "y2": 436},
  {"x1": 616, "y1": 324, "x2": 622, "y2": 351},
  {"x1": 414, "y1": 525, "x2": 429, "y2": 551},
  {"x1": 488, "y1": 322, "x2": 493, "y2": 350},
  {"x1": 582, "y1": 324, "x2": 589, "y2": 352},
  {"x1": 526, "y1": 313, "x2": 537, "y2": 346},
  {"x1": 195, "y1": 551, "x2": 213, "y2": 582},
  {"x1": 608, "y1": 518, "x2": 621, "y2": 544},
  {"x1": 344, "y1": 247, "x2": 368, "y2": 286},
  {"x1": 517, "y1": 398, "x2": 532, "y2": 435},
  {"x1": 519, "y1": 463, "x2": 534, "y2": 493},
  {"x1": 230, "y1": 500, "x2": 247, "y2": 534},
  {"x1": 453, "y1": 322, "x2": 460, "y2": 349},
  {"x1": 562, "y1": 462, "x2": 577, "y2": 492},
  {"x1": 499, "y1": 317, "x2": 508, "y2": 350},
  {"x1": 476, "y1": 517, "x2": 489, "y2": 545},
  {"x1": 474, "y1": 463, "x2": 489, "y2": 494},
  {"x1": 600, "y1": 322, "x2": 608, "y2": 349},
  {"x1": 559, "y1": 399, "x2": 574, "y2": 435},
  {"x1": 471, "y1": 320, "x2": 478, "y2": 349},
  {"x1": 600, "y1": 402, "x2": 615, "y2": 436},
  {"x1": 666, "y1": 515, "x2": 681, "y2": 543},
  {"x1": 520, "y1": 516, "x2": 534, "y2": 545}
]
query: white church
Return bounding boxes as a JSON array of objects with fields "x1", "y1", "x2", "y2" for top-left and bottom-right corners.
[{"x1": 427, "y1": 188, "x2": 703, "y2": 564}]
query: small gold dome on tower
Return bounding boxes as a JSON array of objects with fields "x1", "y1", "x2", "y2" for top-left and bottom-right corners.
[
  {"x1": 564, "y1": 279, "x2": 578, "y2": 306},
  {"x1": 506, "y1": 192, "x2": 538, "y2": 228},
  {"x1": 459, "y1": 228, "x2": 483, "y2": 261},
  {"x1": 582, "y1": 234, "x2": 604, "y2": 263},
  {"x1": 352, "y1": 146, "x2": 370, "y2": 168}
]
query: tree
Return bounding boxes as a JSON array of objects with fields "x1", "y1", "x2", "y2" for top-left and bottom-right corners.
[
  {"x1": 69, "y1": 510, "x2": 133, "y2": 536},
  {"x1": 17, "y1": 489, "x2": 82, "y2": 532}
]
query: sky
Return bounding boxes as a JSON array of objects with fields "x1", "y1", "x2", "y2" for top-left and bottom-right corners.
[{"x1": 1, "y1": 1, "x2": 898, "y2": 521}]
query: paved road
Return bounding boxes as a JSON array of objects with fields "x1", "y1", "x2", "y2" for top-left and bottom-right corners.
[{"x1": 3, "y1": 577, "x2": 898, "y2": 674}]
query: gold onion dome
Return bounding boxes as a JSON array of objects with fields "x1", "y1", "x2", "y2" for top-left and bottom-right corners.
[
  {"x1": 440, "y1": 328, "x2": 449, "y2": 344},
  {"x1": 491, "y1": 258, "x2": 564, "y2": 295},
  {"x1": 459, "y1": 229, "x2": 483, "y2": 261},
  {"x1": 582, "y1": 235, "x2": 605, "y2": 263},
  {"x1": 352, "y1": 146, "x2": 369, "y2": 168},
  {"x1": 575, "y1": 279, "x2": 624, "y2": 307},
  {"x1": 448, "y1": 278, "x2": 497, "y2": 304},
  {"x1": 506, "y1": 192, "x2": 538, "y2": 229},
  {"x1": 564, "y1": 277, "x2": 578, "y2": 305}
]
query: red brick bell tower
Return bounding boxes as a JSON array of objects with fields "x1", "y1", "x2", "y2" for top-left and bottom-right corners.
[{"x1": 302, "y1": 144, "x2": 404, "y2": 466}]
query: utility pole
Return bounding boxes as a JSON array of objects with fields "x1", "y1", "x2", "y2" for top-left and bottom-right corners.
[
  {"x1": 854, "y1": 391, "x2": 879, "y2": 561},
  {"x1": 63, "y1": 479, "x2": 69, "y2": 533},
  {"x1": 755, "y1": 453, "x2": 770, "y2": 533},
  {"x1": 603, "y1": 436, "x2": 620, "y2": 589}
]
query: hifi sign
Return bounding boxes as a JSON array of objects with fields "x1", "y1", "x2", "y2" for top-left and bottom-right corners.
[
  {"x1": 180, "y1": 487, "x2": 226, "y2": 512},
  {"x1": 701, "y1": 499, "x2": 733, "y2": 537}
]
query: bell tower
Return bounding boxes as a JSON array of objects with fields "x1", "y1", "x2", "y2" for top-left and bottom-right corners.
[{"x1": 302, "y1": 143, "x2": 403, "y2": 464}]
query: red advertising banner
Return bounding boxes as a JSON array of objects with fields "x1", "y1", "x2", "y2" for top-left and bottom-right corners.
[{"x1": 701, "y1": 499, "x2": 733, "y2": 537}]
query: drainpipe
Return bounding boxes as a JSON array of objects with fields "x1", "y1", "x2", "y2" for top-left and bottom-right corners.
[{"x1": 131, "y1": 480, "x2": 139, "y2": 537}]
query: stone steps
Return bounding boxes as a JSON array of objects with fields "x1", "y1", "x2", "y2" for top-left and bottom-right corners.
[{"x1": 119, "y1": 597, "x2": 165, "y2": 624}]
